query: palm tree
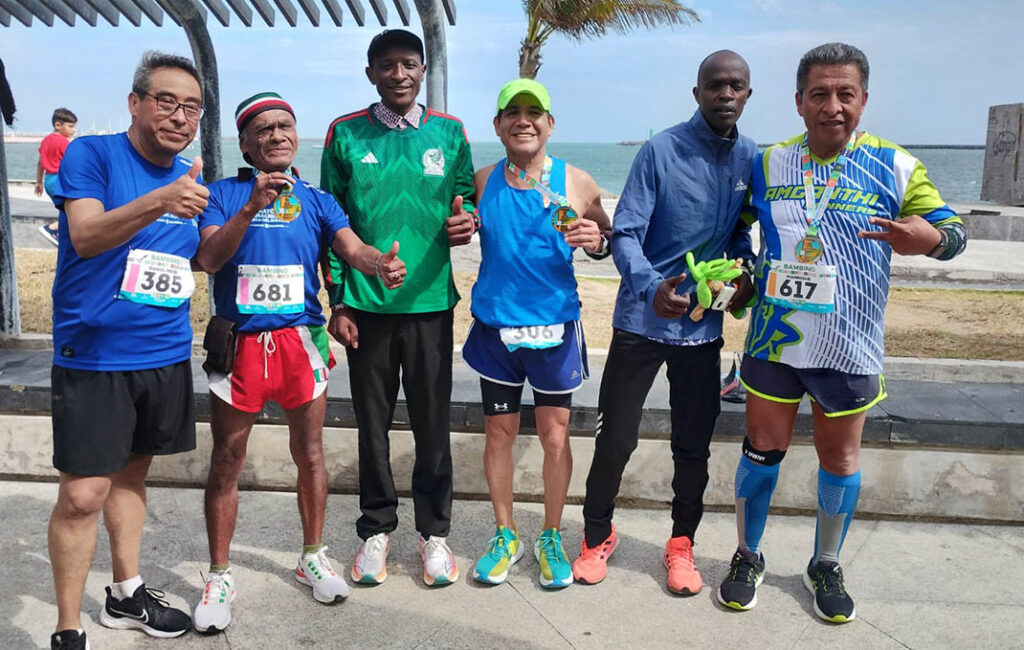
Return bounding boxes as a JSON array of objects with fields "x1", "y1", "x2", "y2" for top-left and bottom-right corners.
[{"x1": 518, "y1": 0, "x2": 699, "y2": 79}]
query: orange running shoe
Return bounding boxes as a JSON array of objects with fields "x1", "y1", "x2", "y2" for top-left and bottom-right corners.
[
  {"x1": 572, "y1": 524, "x2": 619, "y2": 584},
  {"x1": 664, "y1": 535, "x2": 703, "y2": 596}
]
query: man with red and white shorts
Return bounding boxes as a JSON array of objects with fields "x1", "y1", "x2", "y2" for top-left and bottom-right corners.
[{"x1": 191, "y1": 92, "x2": 404, "y2": 633}]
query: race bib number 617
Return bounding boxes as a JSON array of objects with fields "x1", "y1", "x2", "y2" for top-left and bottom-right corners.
[{"x1": 764, "y1": 260, "x2": 837, "y2": 314}]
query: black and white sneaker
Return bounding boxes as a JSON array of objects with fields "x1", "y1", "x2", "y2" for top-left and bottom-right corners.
[
  {"x1": 50, "y1": 629, "x2": 89, "y2": 650},
  {"x1": 717, "y1": 548, "x2": 765, "y2": 610},
  {"x1": 99, "y1": 584, "x2": 191, "y2": 638},
  {"x1": 804, "y1": 560, "x2": 856, "y2": 623}
]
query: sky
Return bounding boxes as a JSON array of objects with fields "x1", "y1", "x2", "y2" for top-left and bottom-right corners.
[{"x1": 1, "y1": 0, "x2": 1022, "y2": 144}]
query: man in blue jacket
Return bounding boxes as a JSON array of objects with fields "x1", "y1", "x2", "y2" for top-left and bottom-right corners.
[{"x1": 572, "y1": 50, "x2": 756, "y2": 596}]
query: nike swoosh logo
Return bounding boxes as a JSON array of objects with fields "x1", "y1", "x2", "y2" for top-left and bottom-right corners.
[{"x1": 108, "y1": 606, "x2": 149, "y2": 624}]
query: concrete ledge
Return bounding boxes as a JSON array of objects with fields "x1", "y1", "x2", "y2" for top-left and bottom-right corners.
[{"x1": 3, "y1": 415, "x2": 1021, "y2": 523}]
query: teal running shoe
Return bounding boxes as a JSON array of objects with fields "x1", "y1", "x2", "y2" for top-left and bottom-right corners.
[
  {"x1": 473, "y1": 525, "x2": 523, "y2": 585},
  {"x1": 534, "y1": 528, "x2": 573, "y2": 589}
]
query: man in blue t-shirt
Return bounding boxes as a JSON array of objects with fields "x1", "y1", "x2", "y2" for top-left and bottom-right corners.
[
  {"x1": 47, "y1": 52, "x2": 207, "y2": 650},
  {"x1": 191, "y1": 92, "x2": 404, "y2": 633},
  {"x1": 573, "y1": 51, "x2": 757, "y2": 596}
]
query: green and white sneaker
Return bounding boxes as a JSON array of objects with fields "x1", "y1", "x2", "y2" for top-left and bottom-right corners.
[
  {"x1": 473, "y1": 525, "x2": 524, "y2": 585},
  {"x1": 193, "y1": 569, "x2": 235, "y2": 633},
  {"x1": 534, "y1": 528, "x2": 573, "y2": 589}
]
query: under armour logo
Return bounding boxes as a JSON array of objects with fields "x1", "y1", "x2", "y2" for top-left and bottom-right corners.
[{"x1": 493, "y1": 402, "x2": 509, "y2": 413}]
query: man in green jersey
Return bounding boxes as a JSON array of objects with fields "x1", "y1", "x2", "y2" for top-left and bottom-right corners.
[{"x1": 320, "y1": 29, "x2": 476, "y2": 587}]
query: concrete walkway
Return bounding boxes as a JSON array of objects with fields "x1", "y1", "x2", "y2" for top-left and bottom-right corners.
[{"x1": 4, "y1": 480, "x2": 1022, "y2": 649}]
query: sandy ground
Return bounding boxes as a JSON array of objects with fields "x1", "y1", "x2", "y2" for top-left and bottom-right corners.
[{"x1": 15, "y1": 249, "x2": 1024, "y2": 360}]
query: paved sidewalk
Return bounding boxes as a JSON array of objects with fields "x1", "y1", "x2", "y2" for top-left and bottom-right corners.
[{"x1": 4, "y1": 481, "x2": 1022, "y2": 649}]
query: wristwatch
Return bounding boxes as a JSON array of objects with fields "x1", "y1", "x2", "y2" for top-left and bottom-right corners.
[{"x1": 585, "y1": 232, "x2": 612, "y2": 260}]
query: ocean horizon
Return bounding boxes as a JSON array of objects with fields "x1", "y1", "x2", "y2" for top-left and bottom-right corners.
[{"x1": 2, "y1": 138, "x2": 988, "y2": 203}]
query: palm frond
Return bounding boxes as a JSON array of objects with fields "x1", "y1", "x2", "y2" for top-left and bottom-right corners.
[{"x1": 531, "y1": 0, "x2": 699, "y2": 40}]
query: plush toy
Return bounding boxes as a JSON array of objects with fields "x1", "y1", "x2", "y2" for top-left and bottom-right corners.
[{"x1": 685, "y1": 252, "x2": 745, "y2": 322}]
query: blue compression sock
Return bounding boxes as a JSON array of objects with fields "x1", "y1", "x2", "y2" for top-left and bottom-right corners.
[
  {"x1": 813, "y1": 467, "x2": 861, "y2": 564},
  {"x1": 734, "y1": 454, "x2": 780, "y2": 554}
]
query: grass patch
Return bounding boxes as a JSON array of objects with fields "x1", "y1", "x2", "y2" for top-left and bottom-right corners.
[{"x1": 17, "y1": 250, "x2": 1024, "y2": 361}]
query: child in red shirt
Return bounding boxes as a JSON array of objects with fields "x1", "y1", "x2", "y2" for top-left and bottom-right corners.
[{"x1": 34, "y1": 107, "x2": 77, "y2": 246}]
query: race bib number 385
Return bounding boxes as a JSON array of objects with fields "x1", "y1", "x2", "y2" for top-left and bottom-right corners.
[
  {"x1": 118, "y1": 249, "x2": 194, "y2": 308},
  {"x1": 236, "y1": 264, "x2": 304, "y2": 314},
  {"x1": 765, "y1": 260, "x2": 837, "y2": 314}
]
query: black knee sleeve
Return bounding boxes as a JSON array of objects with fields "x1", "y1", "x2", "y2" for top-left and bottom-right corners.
[{"x1": 742, "y1": 436, "x2": 786, "y2": 466}]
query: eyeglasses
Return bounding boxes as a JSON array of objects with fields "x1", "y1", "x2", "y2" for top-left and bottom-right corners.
[{"x1": 139, "y1": 92, "x2": 204, "y2": 121}]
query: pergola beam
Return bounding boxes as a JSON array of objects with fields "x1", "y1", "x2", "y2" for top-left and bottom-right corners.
[
  {"x1": 199, "y1": 0, "x2": 230, "y2": 27},
  {"x1": 39, "y1": 0, "x2": 75, "y2": 25},
  {"x1": 343, "y1": 0, "x2": 364, "y2": 25},
  {"x1": 367, "y1": 0, "x2": 385, "y2": 25},
  {"x1": 106, "y1": 0, "x2": 141, "y2": 26},
  {"x1": 321, "y1": 0, "x2": 342, "y2": 25},
  {"x1": 60, "y1": 0, "x2": 97, "y2": 25},
  {"x1": 250, "y1": 0, "x2": 274, "y2": 26},
  {"x1": 271, "y1": 0, "x2": 296, "y2": 26},
  {"x1": 17, "y1": 0, "x2": 54, "y2": 26},
  {"x1": 392, "y1": 0, "x2": 408, "y2": 26},
  {"x1": 129, "y1": 0, "x2": 163, "y2": 26},
  {"x1": 224, "y1": 0, "x2": 251, "y2": 26},
  {"x1": 296, "y1": 0, "x2": 318, "y2": 26},
  {"x1": 81, "y1": 0, "x2": 119, "y2": 26},
  {"x1": 0, "y1": 7, "x2": 10, "y2": 25}
]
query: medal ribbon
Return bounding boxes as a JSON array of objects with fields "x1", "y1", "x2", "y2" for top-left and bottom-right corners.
[
  {"x1": 800, "y1": 133, "x2": 856, "y2": 237},
  {"x1": 506, "y1": 157, "x2": 570, "y2": 208}
]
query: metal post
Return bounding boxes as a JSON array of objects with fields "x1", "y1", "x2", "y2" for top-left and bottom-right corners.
[
  {"x1": 0, "y1": 118, "x2": 21, "y2": 337},
  {"x1": 414, "y1": 0, "x2": 447, "y2": 112},
  {"x1": 164, "y1": 2, "x2": 222, "y2": 184}
]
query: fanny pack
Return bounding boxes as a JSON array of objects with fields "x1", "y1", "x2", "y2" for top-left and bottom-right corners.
[{"x1": 203, "y1": 316, "x2": 238, "y2": 374}]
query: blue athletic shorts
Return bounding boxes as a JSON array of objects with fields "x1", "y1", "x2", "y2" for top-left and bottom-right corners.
[
  {"x1": 740, "y1": 355, "x2": 886, "y2": 417},
  {"x1": 462, "y1": 318, "x2": 588, "y2": 394}
]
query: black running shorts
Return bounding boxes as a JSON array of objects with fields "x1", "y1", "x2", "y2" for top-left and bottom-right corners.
[
  {"x1": 51, "y1": 360, "x2": 197, "y2": 475},
  {"x1": 740, "y1": 355, "x2": 886, "y2": 418}
]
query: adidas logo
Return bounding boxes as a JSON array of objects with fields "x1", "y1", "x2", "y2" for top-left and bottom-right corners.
[
  {"x1": 570, "y1": 370, "x2": 580, "y2": 379},
  {"x1": 361, "y1": 152, "x2": 379, "y2": 164},
  {"x1": 734, "y1": 179, "x2": 748, "y2": 192}
]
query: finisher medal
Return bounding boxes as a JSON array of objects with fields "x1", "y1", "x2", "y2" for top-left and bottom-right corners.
[
  {"x1": 273, "y1": 182, "x2": 301, "y2": 222},
  {"x1": 796, "y1": 232, "x2": 824, "y2": 263},
  {"x1": 551, "y1": 205, "x2": 579, "y2": 232}
]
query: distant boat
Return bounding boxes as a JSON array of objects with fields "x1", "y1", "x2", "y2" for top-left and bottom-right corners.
[{"x1": 618, "y1": 128, "x2": 654, "y2": 146}]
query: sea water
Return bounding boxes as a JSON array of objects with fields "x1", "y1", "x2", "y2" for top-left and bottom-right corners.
[{"x1": 2, "y1": 139, "x2": 986, "y2": 203}]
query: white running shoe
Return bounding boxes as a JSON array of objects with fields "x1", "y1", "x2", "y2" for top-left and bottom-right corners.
[
  {"x1": 193, "y1": 569, "x2": 235, "y2": 633},
  {"x1": 295, "y1": 547, "x2": 349, "y2": 604},
  {"x1": 351, "y1": 533, "x2": 390, "y2": 584},
  {"x1": 420, "y1": 536, "x2": 459, "y2": 586}
]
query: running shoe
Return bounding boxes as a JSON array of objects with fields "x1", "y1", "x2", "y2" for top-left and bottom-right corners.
[
  {"x1": 50, "y1": 629, "x2": 88, "y2": 650},
  {"x1": 98, "y1": 584, "x2": 191, "y2": 638},
  {"x1": 804, "y1": 559, "x2": 856, "y2": 623},
  {"x1": 193, "y1": 569, "x2": 235, "y2": 633},
  {"x1": 534, "y1": 528, "x2": 573, "y2": 589},
  {"x1": 717, "y1": 548, "x2": 766, "y2": 611},
  {"x1": 351, "y1": 533, "x2": 390, "y2": 584},
  {"x1": 664, "y1": 535, "x2": 703, "y2": 595},
  {"x1": 473, "y1": 525, "x2": 524, "y2": 585},
  {"x1": 296, "y1": 546, "x2": 349, "y2": 604},
  {"x1": 38, "y1": 223, "x2": 59, "y2": 247},
  {"x1": 420, "y1": 535, "x2": 459, "y2": 586},
  {"x1": 572, "y1": 524, "x2": 619, "y2": 585}
]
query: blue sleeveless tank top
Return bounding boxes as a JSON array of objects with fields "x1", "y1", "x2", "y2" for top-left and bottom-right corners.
[{"x1": 470, "y1": 157, "x2": 580, "y2": 327}]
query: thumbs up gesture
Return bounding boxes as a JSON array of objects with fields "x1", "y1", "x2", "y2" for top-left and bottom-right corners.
[
  {"x1": 376, "y1": 241, "x2": 406, "y2": 290},
  {"x1": 653, "y1": 273, "x2": 692, "y2": 319},
  {"x1": 445, "y1": 194, "x2": 476, "y2": 247},
  {"x1": 163, "y1": 156, "x2": 210, "y2": 219}
]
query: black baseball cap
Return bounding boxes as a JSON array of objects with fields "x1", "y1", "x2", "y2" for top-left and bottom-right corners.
[{"x1": 367, "y1": 29, "x2": 424, "y2": 65}]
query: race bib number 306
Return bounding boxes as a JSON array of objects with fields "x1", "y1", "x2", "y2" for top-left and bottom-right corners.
[
  {"x1": 119, "y1": 249, "x2": 194, "y2": 308},
  {"x1": 499, "y1": 323, "x2": 565, "y2": 352},
  {"x1": 236, "y1": 264, "x2": 304, "y2": 314},
  {"x1": 765, "y1": 260, "x2": 837, "y2": 313}
]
